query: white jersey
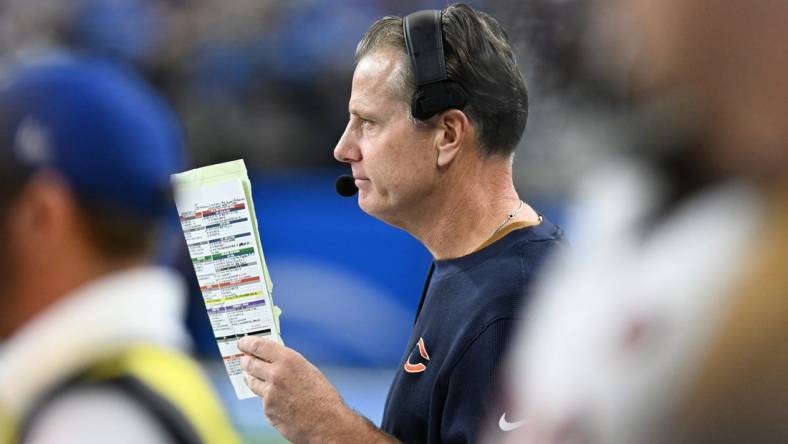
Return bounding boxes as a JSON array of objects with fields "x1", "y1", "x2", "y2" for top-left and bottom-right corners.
[{"x1": 510, "y1": 161, "x2": 763, "y2": 443}]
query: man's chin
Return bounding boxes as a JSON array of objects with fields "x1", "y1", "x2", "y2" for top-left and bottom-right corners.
[
  {"x1": 359, "y1": 197, "x2": 408, "y2": 229},
  {"x1": 359, "y1": 194, "x2": 387, "y2": 216},
  {"x1": 357, "y1": 194, "x2": 380, "y2": 216}
]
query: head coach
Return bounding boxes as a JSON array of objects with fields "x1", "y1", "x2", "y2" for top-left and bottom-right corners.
[{"x1": 239, "y1": 4, "x2": 565, "y2": 443}]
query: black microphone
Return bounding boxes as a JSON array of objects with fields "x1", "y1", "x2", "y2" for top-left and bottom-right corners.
[{"x1": 335, "y1": 174, "x2": 358, "y2": 197}]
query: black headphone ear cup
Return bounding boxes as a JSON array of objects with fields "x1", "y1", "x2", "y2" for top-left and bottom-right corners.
[{"x1": 411, "y1": 82, "x2": 468, "y2": 120}]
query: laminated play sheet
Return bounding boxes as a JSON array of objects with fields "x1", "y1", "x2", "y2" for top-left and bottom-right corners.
[{"x1": 172, "y1": 159, "x2": 281, "y2": 399}]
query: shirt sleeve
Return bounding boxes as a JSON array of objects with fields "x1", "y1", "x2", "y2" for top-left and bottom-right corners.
[
  {"x1": 441, "y1": 318, "x2": 516, "y2": 444},
  {"x1": 25, "y1": 385, "x2": 174, "y2": 444}
]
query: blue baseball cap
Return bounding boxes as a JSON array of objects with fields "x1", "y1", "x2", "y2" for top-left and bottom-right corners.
[{"x1": 0, "y1": 55, "x2": 185, "y2": 217}]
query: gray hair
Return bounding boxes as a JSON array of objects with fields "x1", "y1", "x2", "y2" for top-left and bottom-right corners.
[{"x1": 355, "y1": 3, "x2": 529, "y2": 157}]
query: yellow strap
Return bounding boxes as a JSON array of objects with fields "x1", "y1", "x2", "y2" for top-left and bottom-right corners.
[
  {"x1": 82, "y1": 344, "x2": 241, "y2": 444},
  {"x1": 1, "y1": 345, "x2": 240, "y2": 444},
  {"x1": 0, "y1": 404, "x2": 16, "y2": 444}
]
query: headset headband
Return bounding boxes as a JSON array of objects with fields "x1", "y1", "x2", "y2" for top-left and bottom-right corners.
[{"x1": 403, "y1": 10, "x2": 468, "y2": 120}]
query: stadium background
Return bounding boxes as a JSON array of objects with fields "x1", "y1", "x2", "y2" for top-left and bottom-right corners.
[{"x1": 0, "y1": 0, "x2": 595, "y2": 441}]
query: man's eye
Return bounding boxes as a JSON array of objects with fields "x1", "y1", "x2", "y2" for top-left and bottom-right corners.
[{"x1": 361, "y1": 119, "x2": 374, "y2": 127}]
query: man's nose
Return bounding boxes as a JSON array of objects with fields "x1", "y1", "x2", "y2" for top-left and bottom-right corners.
[{"x1": 334, "y1": 121, "x2": 361, "y2": 163}]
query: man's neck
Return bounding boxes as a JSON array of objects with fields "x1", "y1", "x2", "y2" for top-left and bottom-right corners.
[{"x1": 399, "y1": 159, "x2": 539, "y2": 260}]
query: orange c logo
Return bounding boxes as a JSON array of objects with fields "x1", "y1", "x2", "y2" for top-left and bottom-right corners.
[{"x1": 403, "y1": 337, "x2": 430, "y2": 373}]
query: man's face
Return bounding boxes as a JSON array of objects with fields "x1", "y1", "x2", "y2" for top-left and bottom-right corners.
[{"x1": 334, "y1": 49, "x2": 438, "y2": 225}]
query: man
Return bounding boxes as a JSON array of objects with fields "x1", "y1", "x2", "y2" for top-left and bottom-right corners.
[
  {"x1": 0, "y1": 57, "x2": 239, "y2": 443},
  {"x1": 508, "y1": 0, "x2": 788, "y2": 442},
  {"x1": 239, "y1": 4, "x2": 565, "y2": 443}
]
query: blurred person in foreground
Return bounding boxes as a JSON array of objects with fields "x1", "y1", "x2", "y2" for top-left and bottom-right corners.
[
  {"x1": 237, "y1": 3, "x2": 565, "y2": 443},
  {"x1": 0, "y1": 57, "x2": 239, "y2": 444},
  {"x1": 505, "y1": 0, "x2": 788, "y2": 443}
]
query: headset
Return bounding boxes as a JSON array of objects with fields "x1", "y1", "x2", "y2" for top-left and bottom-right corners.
[{"x1": 403, "y1": 10, "x2": 468, "y2": 120}]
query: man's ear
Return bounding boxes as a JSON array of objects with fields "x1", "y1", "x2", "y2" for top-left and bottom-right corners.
[
  {"x1": 435, "y1": 109, "x2": 470, "y2": 168},
  {"x1": 9, "y1": 170, "x2": 79, "y2": 249}
]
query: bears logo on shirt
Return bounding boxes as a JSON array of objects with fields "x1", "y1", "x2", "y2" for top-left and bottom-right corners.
[{"x1": 403, "y1": 337, "x2": 430, "y2": 373}]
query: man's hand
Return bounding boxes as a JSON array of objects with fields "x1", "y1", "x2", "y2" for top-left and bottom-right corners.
[{"x1": 238, "y1": 336, "x2": 397, "y2": 444}]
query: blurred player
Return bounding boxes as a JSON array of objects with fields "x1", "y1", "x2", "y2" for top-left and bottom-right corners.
[
  {"x1": 0, "y1": 56, "x2": 239, "y2": 444},
  {"x1": 506, "y1": 0, "x2": 788, "y2": 442}
]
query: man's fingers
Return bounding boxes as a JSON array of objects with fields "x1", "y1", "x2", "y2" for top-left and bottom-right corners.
[
  {"x1": 244, "y1": 373, "x2": 268, "y2": 398},
  {"x1": 239, "y1": 335, "x2": 281, "y2": 362},
  {"x1": 241, "y1": 354, "x2": 273, "y2": 381}
]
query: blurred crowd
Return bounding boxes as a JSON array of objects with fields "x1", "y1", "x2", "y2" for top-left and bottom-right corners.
[
  {"x1": 0, "y1": 0, "x2": 491, "y2": 168},
  {"x1": 0, "y1": 0, "x2": 602, "y2": 203}
]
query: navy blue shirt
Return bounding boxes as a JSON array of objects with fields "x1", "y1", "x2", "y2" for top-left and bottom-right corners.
[{"x1": 381, "y1": 219, "x2": 565, "y2": 443}]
